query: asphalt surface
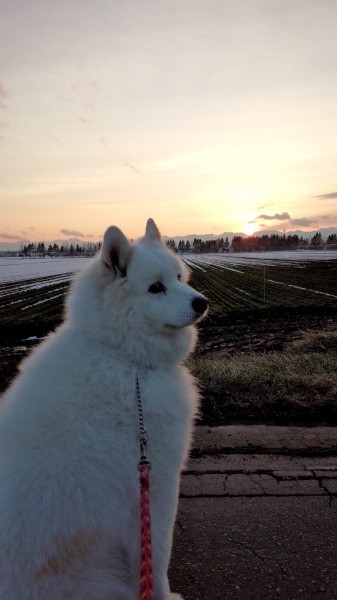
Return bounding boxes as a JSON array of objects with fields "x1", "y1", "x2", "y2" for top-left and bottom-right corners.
[{"x1": 169, "y1": 426, "x2": 337, "y2": 600}]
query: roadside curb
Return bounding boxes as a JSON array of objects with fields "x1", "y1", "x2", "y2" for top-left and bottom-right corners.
[
  {"x1": 182, "y1": 426, "x2": 337, "y2": 498},
  {"x1": 192, "y1": 425, "x2": 337, "y2": 456}
]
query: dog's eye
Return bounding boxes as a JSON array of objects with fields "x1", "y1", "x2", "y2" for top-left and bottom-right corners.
[
  {"x1": 177, "y1": 274, "x2": 182, "y2": 281},
  {"x1": 148, "y1": 281, "x2": 166, "y2": 294}
]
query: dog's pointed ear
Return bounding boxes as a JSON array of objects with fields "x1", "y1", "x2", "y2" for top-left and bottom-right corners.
[
  {"x1": 102, "y1": 226, "x2": 132, "y2": 276},
  {"x1": 145, "y1": 218, "x2": 161, "y2": 242}
]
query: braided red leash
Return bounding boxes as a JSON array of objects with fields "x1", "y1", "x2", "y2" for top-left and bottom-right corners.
[
  {"x1": 136, "y1": 375, "x2": 154, "y2": 600},
  {"x1": 139, "y1": 462, "x2": 154, "y2": 600}
]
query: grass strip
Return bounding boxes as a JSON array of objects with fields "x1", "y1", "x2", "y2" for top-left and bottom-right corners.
[{"x1": 190, "y1": 330, "x2": 337, "y2": 425}]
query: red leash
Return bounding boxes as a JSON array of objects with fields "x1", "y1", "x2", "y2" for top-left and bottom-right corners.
[
  {"x1": 136, "y1": 376, "x2": 154, "y2": 600},
  {"x1": 139, "y1": 462, "x2": 153, "y2": 599}
]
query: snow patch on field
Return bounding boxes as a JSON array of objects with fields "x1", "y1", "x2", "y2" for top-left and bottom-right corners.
[
  {"x1": 183, "y1": 250, "x2": 337, "y2": 268},
  {"x1": 0, "y1": 257, "x2": 90, "y2": 284},
  {"x1": 269, "y1": 279, "x2": 337, "y2": 299},
  {"x1": 20, "y1": 293, "x2": 66, "y2": 311},
  {"x1": 0, "y1": 278, "x2": 71, "y2": 299},
  {"x1": 182, "y1": 257, "x2": 206, "y2": 271}
]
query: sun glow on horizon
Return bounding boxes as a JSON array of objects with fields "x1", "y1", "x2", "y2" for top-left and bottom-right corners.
[{"x1": 242, "y1": 222, "x2": 257, "y2": 236}]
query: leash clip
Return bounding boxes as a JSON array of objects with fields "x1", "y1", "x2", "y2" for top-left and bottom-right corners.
[{"x1": 138, "y1": 431, "x2": 151, "y2": 470}]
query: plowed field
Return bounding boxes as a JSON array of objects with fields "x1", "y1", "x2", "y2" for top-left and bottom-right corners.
[{"x1": 1, "y1": 255, "x2": 336, "y2": 425}]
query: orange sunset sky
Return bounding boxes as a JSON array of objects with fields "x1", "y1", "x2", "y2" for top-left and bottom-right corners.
[{"x1": 1, "y1": 0, "x2": 337, "y2": 243}]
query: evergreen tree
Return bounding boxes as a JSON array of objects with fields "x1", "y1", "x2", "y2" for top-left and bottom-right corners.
[
  {"x1": 327, "y1": 234, "x2": 337, "y2": 246},
  {"x1": 311, "y1": 232, "x2": 322, "y2": 247}
]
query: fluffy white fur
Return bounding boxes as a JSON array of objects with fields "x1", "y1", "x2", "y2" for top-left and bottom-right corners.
[{"x1": 0, "y1": 219, "x2": 208, "y2": 599}]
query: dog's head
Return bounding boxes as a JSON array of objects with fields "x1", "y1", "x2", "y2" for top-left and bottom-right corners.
[{"x1": 101, "y1": 218, "x2": 209, "y2": 332}]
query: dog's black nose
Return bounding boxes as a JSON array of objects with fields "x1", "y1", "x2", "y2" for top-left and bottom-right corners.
[{"x1": 192, "y1": 296, "x2": 209, "y2": 315}]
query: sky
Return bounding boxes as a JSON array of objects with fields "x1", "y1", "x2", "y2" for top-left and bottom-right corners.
[{"x1": 1, "y1": 0, "x2": 337, "y2": 243}]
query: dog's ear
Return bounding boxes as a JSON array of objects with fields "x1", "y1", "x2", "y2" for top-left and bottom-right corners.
[
  {"x1": 102, "y1": 226, "x2": 132, "y2": 276},
  {"x1": 145, "y1": 218, "x2": 161, "y2": 242}
]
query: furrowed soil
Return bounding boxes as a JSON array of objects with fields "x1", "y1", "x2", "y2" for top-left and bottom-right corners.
[
  {"x1": 1, "y1": 259, "x2": 336, "y2": 425},
  {"x1": 196, "y1": 307, "x2": 337, "y2": 357},
  {"x1": 0, "y1": 275, "x2": 69, "y2": 393}
]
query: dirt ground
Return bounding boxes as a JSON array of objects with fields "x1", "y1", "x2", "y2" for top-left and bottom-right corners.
[
  {"x1": 196, "y1": 305, "x2": 337, "y2": 356},
  {"x1": 1, "y1": 305, "x2": 336, "y2": 398}
]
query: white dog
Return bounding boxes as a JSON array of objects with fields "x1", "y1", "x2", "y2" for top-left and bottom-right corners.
[{"x1": 0, "y1": 219, "x2": 208, "y2": 599}]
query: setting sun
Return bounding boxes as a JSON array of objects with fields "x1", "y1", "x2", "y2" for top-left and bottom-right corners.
[{"x1": 242, "y1": 223, "x2": 257, "y2": 236}]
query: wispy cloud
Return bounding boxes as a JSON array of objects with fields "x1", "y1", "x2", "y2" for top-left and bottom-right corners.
[
  {"x1": 47, "y1": 133, "x2": 61, "y2": 145},
  {"x1": 60, "y1": 229, "x2": 85, "y2": 238},
  {"x1": 124, "y1": 161, "x2": 142, "y2": 175},
  {"x1": 0, "y1": 82, "x2": 7, "y2": 110},
  {"x1": 257, "y1": 204, "x2": 273, "y2": 210},
  {"x1": 100, "y1": 136, "x2": 109, "y2": 149},
  {"x1": 20, "y1": 228, "x2": 36, "y2": 236},
  {"x1": 0, "y1": 232, "x2": 24, "y2": 240},
  {"x1": 0, "y1": 83, "x2": 7, "y2": 141},
  {"x1": 289, "y1": 217, "x2": 317, "y2": 227},
  {"x1": 257, "y1": 212, "x2": 291, "y2": 221},
  {"x1": 314, "y1": 192, "x2": 337, "y2": 200}
]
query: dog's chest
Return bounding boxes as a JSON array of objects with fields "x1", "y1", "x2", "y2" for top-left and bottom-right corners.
[{"x1": 86, "y1": 366, "x2": 195, "y2": 479}]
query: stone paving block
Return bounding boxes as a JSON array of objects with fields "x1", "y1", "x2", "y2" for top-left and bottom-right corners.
[
  {"x1": 181, "y1": 474, "x2": 202, "y2": 496},
  {"x1": 250, "y1": 473, "x2": 278, "y2": 493},
  {"x1": 273, "y1": 470, "x2": 313, "y2": 480},
  {"x1": 250, "y1": 474, "x2": 324, "y2": 496},
  {"x1": 313, "y1": 470, "x2": 337, "y2": 478},
  {"x1": 181, "y1": 474, "x2": 227, "y2": 496},
  {"x1": 304, "y1": 458, "x2": 337, "y2": 469},
  {"x1": 182, "y1": 472, "x2": 326, "y2": 496},
  {"x1": 185, "y1": 454, "x2": 306, "y2": 473},
  {"x1": 322, "y1": 479, "x2": 337, "y2": 494},
  {"x1": 181, "y1": 473, "x2": 268, "y2": 496},
  {"x1": 192, "y1": 425, "x2": 337, "y2": 454},
  {"x1": 277, "y1": 479, "x2": 324, "y2": 495},
  {"x1": 224, "y1": 474, "x2": 264, "y2": 496}
]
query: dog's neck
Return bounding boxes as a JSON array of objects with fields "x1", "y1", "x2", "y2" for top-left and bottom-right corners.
[{"x1": 116, "y1": 326, "x2": 197, "y2": 369}]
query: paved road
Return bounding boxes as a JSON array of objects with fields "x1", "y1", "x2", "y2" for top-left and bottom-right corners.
[{"x1": 169, "y1": 426, "x2": 337, "y2": 600}]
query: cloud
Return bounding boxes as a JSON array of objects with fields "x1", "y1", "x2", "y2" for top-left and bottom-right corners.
[
  {"x1": 289, "y1": 218, "x2": 317, "y2": 227},
  {"x1": 0, "y1": 232, "x2": 24, "y2": 240},
  {"x1": 60, "y1": 229, "x2": 85, "y2": 238},
  {"x1": 47, "y1": 133, "x2": 61, "y2": 145},
  {"x1": 124, "y1": 161, "x2": 142, "y2": 174},
  {"x1": 0, "y1": 82, "x2": 7, "y2": 109},
  {"x1": 20, "y1": 228, "x2": 36, "y2": 236},
  {"x1": 314, "y1": 192, "x2": 337, "y2": 200},
  {"x1": 100, "y1": 136, "x2": 109, "y2": 148},
  {"x1": 78, "y1": 115, "x2": 93, "y2": 125},
  {"x1": 317, "y1": 214, "x2": 337, "y2": 223},
  {"x1": 257, "y1": 212, "x2": 291, "y2": 221},
  {"x1": 257, "y1": 204, "x2": 273, "y2": 210},
  {"x1": 0, "y1": 83, "x2": 7, "y2": 142}
]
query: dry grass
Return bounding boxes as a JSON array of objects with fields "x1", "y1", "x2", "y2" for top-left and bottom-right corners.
[
  {"x1": 190, "y1": 329, "x2": 337, "y2": 424},
  {"x1": 289, "y1": 329, "x2": 337, "y2": 353}
]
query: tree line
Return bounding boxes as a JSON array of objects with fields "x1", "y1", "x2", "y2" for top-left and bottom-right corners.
[
  {"x1": 19, "y1": 232, "x2": 337, "y2": 257},
  {"x1": 20, "y1": 242, "x2": 102, "y2": 257},
  {"x1": 167, "y1": 232, "x2": 337, "y2": 253}
]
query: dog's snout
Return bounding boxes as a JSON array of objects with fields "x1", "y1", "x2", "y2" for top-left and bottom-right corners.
[{"x1": 191, "y1": 296, "x2": 209, "y2": 315}]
